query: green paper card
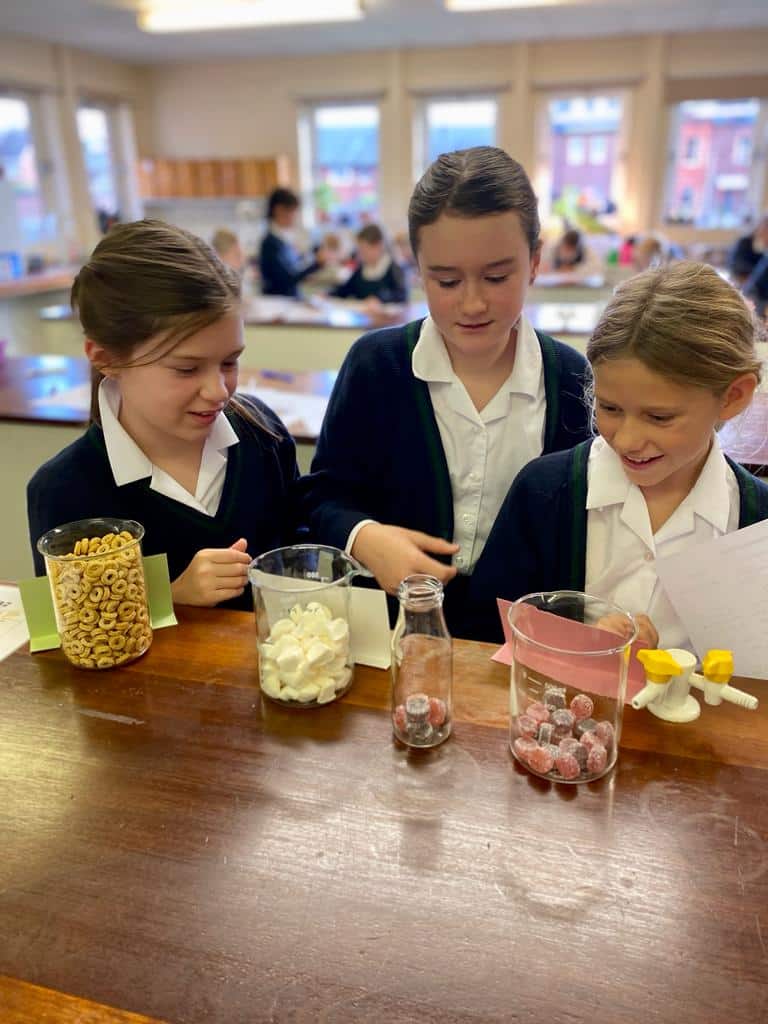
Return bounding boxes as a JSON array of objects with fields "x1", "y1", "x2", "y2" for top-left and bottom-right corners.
[{"x1": 18, "y1": 552, "x2": 178, "y2": 653}]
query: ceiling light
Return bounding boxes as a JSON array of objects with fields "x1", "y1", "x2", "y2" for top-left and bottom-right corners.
[
  {"x1": 445, "y1": 0, "x2": 566, "y2": 10},
  {"x1": 138, "y1": 0, "x2": 363, "y2": 32}
]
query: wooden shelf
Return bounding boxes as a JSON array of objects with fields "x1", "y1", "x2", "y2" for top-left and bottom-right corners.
[{"x1": 137, "y1": 155, "x2": 291, "y2": 200}]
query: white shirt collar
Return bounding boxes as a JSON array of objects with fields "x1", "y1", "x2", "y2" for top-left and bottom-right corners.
[
  {"x1": 361, "y1": 253, "x2": 392, "y2": 281},
  {"x1": 98, "y1": 377, "x2": 239, "y2": 489},
  {"x1": 269, "y1": 222, "x2": 295, "y2": 245},
  {"x1": 412, "y1": 313, "x2": 542, "y2": 398},
  {"x1": 586, "y1": 434, "x2": 732, "y2": 533}
]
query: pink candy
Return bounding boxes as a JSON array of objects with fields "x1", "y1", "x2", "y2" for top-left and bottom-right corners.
[
  {"x1": 513, "y1": 737, "x2": 539, "y2": 764},
  {"x1": 525, "y1": 701, "x2": 551, "y2": 724},
  {"x1": 528, "y1": 744, "x2": 555, "y2": 774},
  {"x1": 393, "y1": 705, "x2": 407, "y2": 731},
  {"x1": 554, "y1": 752, "x2": 581, "y2": 780},
  {"x1": 550, "y1": 708, "x2": 575, "y2": 740},
  {"x1": 579, "y1": 730, "x2": 603, "y2": 752},
  {"x1": 570, "y1": 693, "x2": 594, "y2": 721},
  {"x1": 586, "y1": 744, "x2": 608, "y2": 774},
  {"x1": 517, "y1": 714, "x2": 539, "y2": 739},
  {"x1": 428, "y1": 697, "x2": 447, "y2": 727},
  {"x1": 594, "y1": 720, "x2": 615, "y2": 751}
]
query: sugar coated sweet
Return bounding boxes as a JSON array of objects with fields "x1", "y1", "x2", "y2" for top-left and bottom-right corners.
[
  {"x1": 580, "y1": 730, "x2": 603, "y2": 752},
  {"x1": 517, "y1": 714, "x2": 539, "y2": 739},
  {"x1": 526, "y1": 701, "x2": 551, "y2": 724},
  {"x1": 537, "y1": 722, "x2": 554, "y2": 745},
  {"x1": 554, "y1": 752, "x2": 581, "y2": 781},
  {"x1": 259, "y1": 601, "x2": 351, "y2": 704},
  {"x1": 594, "y1": 720, "x2": 615, "y2": 751},
  {"x1": 575, "y1": 717, "x2": 598, "y2": 739},
  {"x1": 528, "y1": 744, "x2": 555, "y2": 774},
  {"x1": 586, "y1": 744, "x2": 608, "y2": 774},
  {"x1": 570, "y1": 693, "x2": 594, "y2": 721},
  {"x1": 543, "y1": 685, "x2": 567, "y2": 710},
  {"x1": 513, "y1": 737, "x2": 539, "y2": 764},
  {"x1": 550, "y1": 708, "x2": 575, "y2": 740},
  {"x1": 428, "y1": 697, "x2": 447, "y2": 727},
  {"x1": 393, "y1": 704, "x2": 407, "y2": 731}
]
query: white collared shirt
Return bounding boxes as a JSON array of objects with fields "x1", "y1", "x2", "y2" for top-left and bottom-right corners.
[
  {"x1": 98, "y1": 378, "x2": 239, "y2": 517},
  {"x1": 361, "y1": 254, "x2": 392, "y2": 281},
  {"x1": 413, "y1": 314, "x2": 545, "y2": 573},
  {"x1": 585, "y1": 435, "x2": 739, "y2": 651}
]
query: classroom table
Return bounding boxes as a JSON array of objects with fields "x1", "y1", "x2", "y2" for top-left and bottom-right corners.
[
  {"x1": 1, "y1": 607, "x2": 766, "y2": 1024},
  {"x1": 0, "y1": 267, "x2": 77, "y2": 356}
]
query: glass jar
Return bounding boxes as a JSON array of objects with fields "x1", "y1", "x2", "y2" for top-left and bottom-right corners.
[
  {"x1": 36, "y1": 517, "x2": 152, "y2": 670},
  {"x1": 508, "y1": 591, "x2": 636, "y2": 783},
  {"x1": 249, "y1": 544, "x2": 365, "y2": 707},
  {"x1": 391, "y1": 574, "x2": 452, "y2": 748}
]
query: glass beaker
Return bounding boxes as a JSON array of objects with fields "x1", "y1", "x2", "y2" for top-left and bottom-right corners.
[
  {"x1": 36, "y1": 517, "x2": 152, "y2": 670},
  {"x1": 249, "y1": 544, "x2": 365, "y2": 707},
  {"x1": 508, "y1": 591, "x2": 636, "y2": 783},
  {"x1": 391, "y1": 574, "x2": 452, "y2": 748}
]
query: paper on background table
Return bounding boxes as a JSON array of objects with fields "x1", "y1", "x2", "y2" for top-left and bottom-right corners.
[
  {"x1": 0, "y1": 585, "x2": 31, "y2": 661},
  {"x1": 237, "y1": 382, "x2": 328, "y2": 437},
  {"x1": 655, "y1": 518, "x2": 768, "y2": 679},
  {"x1": 18, "y1": 553, "x2": 178, "y2": 653},
  {"x1": 491, "y1": 598, "x2": 647, "y2": 703}
]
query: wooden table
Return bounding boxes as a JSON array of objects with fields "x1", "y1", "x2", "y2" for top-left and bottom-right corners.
[{"x1": 1, "y1": 609, "x2": 766, "y2": 1023}]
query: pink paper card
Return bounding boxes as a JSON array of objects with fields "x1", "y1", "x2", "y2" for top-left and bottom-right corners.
[{"x1": 491, "y1": 599, "x2": 647, "y2": 703}]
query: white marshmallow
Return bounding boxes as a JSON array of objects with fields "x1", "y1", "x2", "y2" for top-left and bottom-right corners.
[
  {"x1": 328, "y1": 618, "x2": 349, "y2": 645},
  {"x1": 306, "y1": 601, "x2": 332, "y2": 620},
  {"x1": 260, "y1": 674, "x2": 282, "y2": 699},
  {"x1": 281, "y1": 686, "x2": 300, "y2": 702},
  {"x1": 269, "y1": 618, "x2": 295, "y2": 640},
  {"x1": 276, "y1": 640, "x2": 303, "y2": 674},
  {"x1": 280, "y1": 663, "x2": 310, "y2": 688},
  {"x1": 317, "y1": 683, "x2": 337, "y2": 704},
  {"x1": 334, "y1": 667, "x2": 352, "y2": 692},
  {"x1": 297, "y1": 683, "x2": 321, "y2": 702},
  {"x1": 305, "y1": 639, "x2": 335, "y2": 668}
]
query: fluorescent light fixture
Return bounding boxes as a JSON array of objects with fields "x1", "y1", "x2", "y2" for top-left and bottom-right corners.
[
  {"x1": 446, "y1": 0, "x2": 569, "y2": 9},
  {"x1": 138, "y1": 0, "x2": 363, "y2": 32}
]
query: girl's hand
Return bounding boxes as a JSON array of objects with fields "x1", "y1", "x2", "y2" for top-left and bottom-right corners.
[
  {"x1": 171, "y1": 538, "x2": 251, "y2": 607},
  {"x1": 351, "y1": 523, "x2": 459, "y2": 595},
  {"x1": 596, "y1": 612, "x2": 659, "y2": 649}
]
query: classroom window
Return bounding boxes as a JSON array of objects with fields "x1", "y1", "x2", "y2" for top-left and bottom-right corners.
[
  {"x1": 663, "y1": 98, "x2": 764, "y2": 229},
  {"x1": 0, "y1": 95, "x2": 47, "y2": 250},
  {"x1": 77, "y1": 104, "x2": 120, "y2": 223},
  {"x1": 419, "y1": 96, "x2": 497, "y2": 174},
  {"x1": 305, "y1": 103, "x2": 379, "y2": 226},
  {"x1": 536, "y1": 92, "x2": 626, "y2": 232}
]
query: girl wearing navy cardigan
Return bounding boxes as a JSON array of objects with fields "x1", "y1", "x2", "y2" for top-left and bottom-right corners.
[
  {"x1": 300, "y1": 146, "x2": 591, "y2": 638},
  {"x1": 28, "y1": 220, "x2": 298, "y2": 610},
  {"x1": 472, "y1": 261, "x2": 768, "y2": 646}
]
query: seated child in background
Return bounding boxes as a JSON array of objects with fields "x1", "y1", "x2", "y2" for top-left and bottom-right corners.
[
  {"x1": 28, "y1": 220, "x2": 299, "y2": 610},
  {"x1": 211, "y1": 227, "x2": 246, "y2": 274},
  {"x1": 632, "y1": 235, "x2": 665, "y2": 273},
  {"x1": 543, "y1": 228, "x2": 603, "y2": 277},
  {"x1": 331, "y1": 224, "x2": 408, "y2": 306},
  {"x1": 471, "y1": 261, "x2": 768, "y2": 647}
]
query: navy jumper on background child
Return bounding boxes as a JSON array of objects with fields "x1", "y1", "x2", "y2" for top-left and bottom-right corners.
[
  {"x1": 472, "y1": 261, "x2": 768, "y2": 646},
  {"x1": 299, "y1": 146, "x2": 591, "y2": 638},
  {"x1": 28, "y1": 220, "x2": 298, "y2": 610}
]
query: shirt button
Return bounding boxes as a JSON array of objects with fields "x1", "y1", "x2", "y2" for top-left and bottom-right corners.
[
  {"x1": 455, "y1": 555, "x2": 464, "y2": 567},
  {"x1": 463, "y1": 513, "x2": 474, "y2": 524}
]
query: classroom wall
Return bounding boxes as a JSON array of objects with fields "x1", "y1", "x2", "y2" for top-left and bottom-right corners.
[{"x1": 144, "y1": 28, "x2": 768, "y2": 241}]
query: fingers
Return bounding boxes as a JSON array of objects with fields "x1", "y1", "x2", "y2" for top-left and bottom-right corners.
[
  {"x1": 202, "y1": 547, "x2": 252, "y2": 565},
  {"x1": 405, "y1": 530, "x2": 460, "y2": 555},
  {"x1": 414, "y1": 553, "x2": 458, "y2": 585},
  {"x1": 229, "y1": 537, "x2": 249, "y2": 553}
]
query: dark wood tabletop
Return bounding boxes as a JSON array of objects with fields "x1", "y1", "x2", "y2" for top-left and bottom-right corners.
[
  {"x1": 0, "y1": 355, "x2": 334, "y2": 443},
  {"x1": 1, "y1": 608, "x2": 766, "y2": 1024}
]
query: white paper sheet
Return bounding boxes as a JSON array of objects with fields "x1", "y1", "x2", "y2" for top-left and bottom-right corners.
[
  {"x1": 655, "y1": 518, "x2": 768, "y2": 678},
  {"x1": 0, "y1": 585, "x2": 30, "y2": 661}
]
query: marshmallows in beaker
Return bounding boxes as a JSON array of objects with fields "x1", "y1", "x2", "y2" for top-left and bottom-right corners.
[{"x1": 259, "y1": 601, "x2": 351, "y2": 704}]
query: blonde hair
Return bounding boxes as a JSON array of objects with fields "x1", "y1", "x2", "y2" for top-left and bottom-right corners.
[
  {"x1": 587, "y1": 261, "x2": 763, "y2": 394},
  {"x1": 211, "y1": 227, "x2": 239, "y2": 256},
  {"x1": 73, "y1": 219, "x2": 272, "y2": 434}
]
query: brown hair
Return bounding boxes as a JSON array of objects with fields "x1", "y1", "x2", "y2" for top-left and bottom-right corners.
[
  {"x1": 72, "y1": 219, "x2": 272, "y2": 433},
  {"x1": 211, "y1": 227, "x2": 239, "y2": 255},
  {"x1": 356, "y1": 223, "x2": 384, "y2": 246},
  {"x1": 408, "y1": 146, "x2": 540, "y2": 256},
  {"x1": 587, "y1": 261, "x2": 763, "y2": 394}
]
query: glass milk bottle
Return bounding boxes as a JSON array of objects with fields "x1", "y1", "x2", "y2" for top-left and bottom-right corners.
[{"x1": 391, "y1": 574, "x2": 452, "y2": 748}]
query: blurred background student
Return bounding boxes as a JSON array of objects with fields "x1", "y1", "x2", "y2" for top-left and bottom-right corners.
[
  {"x1": 331, "y1": 223, "x2": 408, "y2": 306},
  {"x1": 258, "y1": 187, "x2": 327, "y2": 298},
  {"x1": 729, "y1": 213, "x2": 768, "y2": 285},
  {"x1": 542, "y1": 227, "x2": 603, "y2": 277},
  {"x1": 211, "y1": 228, "x2": 246, "y2": 274}
]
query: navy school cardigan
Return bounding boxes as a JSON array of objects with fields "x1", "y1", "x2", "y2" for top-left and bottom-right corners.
[
  {"x1": 469, "y1": 437, "x2": 768, "y2": 643},
  {"x1": 27, "y1": 396, "x2": 299, "y2": 611},
  {"x1": 298, "y1": 318, "x2": 592, "y2": 637}
]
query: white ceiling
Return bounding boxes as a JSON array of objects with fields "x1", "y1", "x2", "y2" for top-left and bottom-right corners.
[{"x1": 1, "y1": 0, "x2": 768, "y2": 63}]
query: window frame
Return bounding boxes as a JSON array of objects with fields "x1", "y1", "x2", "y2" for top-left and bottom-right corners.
[{"x1": 411, "y1": 92, "x2": 499, "y2": 182}]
